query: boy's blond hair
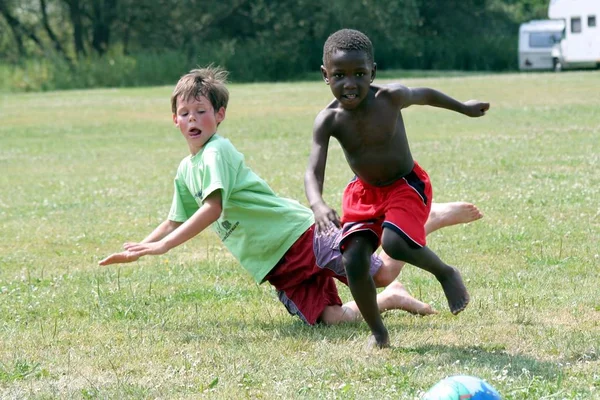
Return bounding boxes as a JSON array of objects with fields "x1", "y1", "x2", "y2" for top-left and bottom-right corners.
[{"x1": 171, "y1": 66, "x2": 229, "y2": 114}]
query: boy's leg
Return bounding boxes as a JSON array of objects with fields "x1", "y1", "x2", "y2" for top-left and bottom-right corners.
[
  {"x1": 381, "y1": 228, "x2": 469, "y2": 315},
  {"x1": 316, "y1": 202, "x2": 481, "y2": 325},
  {"x1": 320, "y1": 281, "x2": 436, "y2": 324},
  {"x1": 425, "y1": 201, "x2": 483, "y2": 234},
  {"x1": 373, "y1": 201, "x2": 482, "y2": 287},
  {"x1": 342, "y1": 232, "x2": 389, "y2": 348}
]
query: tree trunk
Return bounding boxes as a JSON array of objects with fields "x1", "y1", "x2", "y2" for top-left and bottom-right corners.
[
  {"x1": 0, "y1": 10, "x2": 26, "y2": 58},
  {"x1": 0, "y1": 2, "x2": 46, "y2": 55},
  {"x1": 39, "y1": 0, "x2": 72, "y2": 65},
  {"x1": 91, "y1": 0, "x2": 117, "y2": 55},
  {"x1": 64, "y1": 0, "x2": 86, "y2": 56}
]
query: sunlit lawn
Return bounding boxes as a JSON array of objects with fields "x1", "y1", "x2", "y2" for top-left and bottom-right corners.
[{"x1": 0, "y1": 71, "x2": 599, "y2": 399}]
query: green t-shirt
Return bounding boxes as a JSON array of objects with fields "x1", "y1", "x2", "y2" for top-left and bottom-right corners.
[{"x1": 168, "y1": 135, "x2": 314, "y2": 283}]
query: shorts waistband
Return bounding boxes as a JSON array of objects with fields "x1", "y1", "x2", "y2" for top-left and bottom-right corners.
[{"x1": 353, "y1": 161, "x2": 419, "y2": 188}]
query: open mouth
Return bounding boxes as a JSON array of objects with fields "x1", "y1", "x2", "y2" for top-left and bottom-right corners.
[
  {"x1": 343, "y1": 94, "x2": 358, "y2": 100},
  {"x1": 189, "y1": 128, "x2": 202, "y2": 137}
]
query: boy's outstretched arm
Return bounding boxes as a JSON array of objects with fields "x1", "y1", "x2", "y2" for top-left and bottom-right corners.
[
  {"x1": 304, "y1": 111, "x2": 341, "y2": 232},
  {"x1": 393, "y1": 85, "x2": 490, "y2": 117},
  {"x1": 98, "y1": 219, "x2": 183, "y2": 265},
  {"x1": 99, "y1": 191, "x2": 223, "y2": 266},
  {"x1": 143, "y1": 219, "x2": 183, "y2": 244}
]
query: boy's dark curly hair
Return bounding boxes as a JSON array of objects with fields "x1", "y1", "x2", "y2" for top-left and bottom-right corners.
[{"x1": 322, "y1": 29, "x2": 374, "y2": 65}]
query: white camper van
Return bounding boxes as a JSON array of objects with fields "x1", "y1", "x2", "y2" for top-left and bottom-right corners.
[
  {"x1": 548, "y1": 0, "x2": 600, "y2": 70},
  {"x1": 519, "y1": 19, "x2": 565, "y2": 70}
]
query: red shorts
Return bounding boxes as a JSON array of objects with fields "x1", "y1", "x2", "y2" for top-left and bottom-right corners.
[
  {"x1": 264, "y1": 225, "x2": 382, "y2": 325},
  {"x1": 340, "y1": 161, "x2": 433, "y2": 250}
]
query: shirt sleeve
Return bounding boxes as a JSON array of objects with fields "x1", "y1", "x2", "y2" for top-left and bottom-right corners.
[
  {"x1": 199, "y1": 147, "x2": 237, "y2": 204},
  {"x1": 168, "y1": 175, "x2": 198, "y2": 222}
]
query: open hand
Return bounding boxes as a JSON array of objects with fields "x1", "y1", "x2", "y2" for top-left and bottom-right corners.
[
  {"x1": 98, "y1": 241, "x2": 168, "y2": 266},
  {"x1": 463, "y1": 100, "x2": 490, "y2": 117},
  {"x1": 122, "y1": 241, "x2": 168, "y2": 257},
  {"x1": 98, "y1": 251, "x2": 140, "y2": 266},
  {"x1": 312, "y1": 203, "x2": 341, "y2": 233}
]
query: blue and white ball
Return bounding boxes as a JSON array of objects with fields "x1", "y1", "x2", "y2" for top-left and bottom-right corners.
[{"x1": 423, "y1": 375, "x2": 502, "y2": 399}]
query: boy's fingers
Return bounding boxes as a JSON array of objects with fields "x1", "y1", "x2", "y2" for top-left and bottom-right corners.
[
  {"x1": 98, "y1": 255, "x2": 117, "y2": 266},
  {"x1": 331, "y1": 213, "x2": 341, "y2": 228},
  {"x1": 102, "y1": 254, "x2": 124, "y2": 265},
  {"x1": 317, "y1": 221, "x2": 327, "y2": 232},
  {"x1": 98, "y1": 252, "x2": 138, "y2": 266},
  {"x1": 127, "y1": 244, "x2": 146, "y2": 253}
]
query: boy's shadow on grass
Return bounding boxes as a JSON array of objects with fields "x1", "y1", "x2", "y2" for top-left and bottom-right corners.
[
  {"x1": 251, "y1": 319, "x2": 562, "y2": 381},
  {"x1": 398, "y1": 344, "x2": 560, "y2": 380},
  {"x1": 178, "y1": 311, "x2": 560, "y2": 381}
]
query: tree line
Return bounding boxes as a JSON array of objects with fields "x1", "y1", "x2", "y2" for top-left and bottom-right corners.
[{"x1": 0, "y1": 0, "x2": 549, "y2": 90}]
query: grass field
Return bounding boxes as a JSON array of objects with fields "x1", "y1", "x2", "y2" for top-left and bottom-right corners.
[{"x1": 0, "y1": 71, "x2": 599, "y2": 399}]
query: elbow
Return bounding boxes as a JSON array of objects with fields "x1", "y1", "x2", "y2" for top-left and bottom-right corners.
[
  {"x1": 168, "y1": 220, "x2": 183, "y2": 232},
  {"x1": 420, "y1": 88, "x2": 436, "y2": 105},
  {"x1": 210, "y1": 202, "x2": 222, "y2": 216},
  {"x1": 210, "y1": 203, "x2": 223, "y2": 221}
]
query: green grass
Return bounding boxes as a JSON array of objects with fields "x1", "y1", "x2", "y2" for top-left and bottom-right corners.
[{"x1": 1, "y1": 71, "x2": 599, "y2": 399}]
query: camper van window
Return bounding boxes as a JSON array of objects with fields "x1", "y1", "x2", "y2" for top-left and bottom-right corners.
[
  {"x1": 588, "y1": 16, "x2": 596, "y2": 28},
  {"x1": 529, "y1": 32, "x2": 562, "y2": 48},
  {"x1": 571, "y1": 17, "x2": 582, "y2": 33}
]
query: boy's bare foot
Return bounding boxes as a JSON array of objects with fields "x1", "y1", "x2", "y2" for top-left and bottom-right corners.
[
  {"x1": 437, "y1": 267, "x2": 470, "y2": 315},
  {"x1": 426, "y1": 202, "x2": 483, "y2": 234},
  {"x1": 380, "y1": 281, "x2": 438, "y2": 316}
]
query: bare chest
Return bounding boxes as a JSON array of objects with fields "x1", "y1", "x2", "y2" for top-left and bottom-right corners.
[{"x1": 335, "y1": 107, "x2": 403, "y2": 152}]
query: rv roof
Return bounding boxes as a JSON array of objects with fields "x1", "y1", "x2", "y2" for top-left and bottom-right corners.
[
  {"x1": 520, "y1": 19, "x2": 566, "y2": 32},
  {"x1": 549, "y1": 0, "x2": 600, "y2": 19}
]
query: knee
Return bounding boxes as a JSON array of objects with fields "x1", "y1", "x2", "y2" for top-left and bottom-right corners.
[
  {"x1": 320, "y1": 305, "x2": 359, "y2": 325},
  {"x1": 342, "y1": 252, "x2": 370, "y2": 280},
  {"x1": 341, "y1": 234, "x2": 375, "y2": 279},
  {"x1": 381, "y1": 230, "x2": 411, "y2": 261},
  {"x1": 373, "y1": 267, "x2": 397, "y2": 287},
  {"x1": 372, "y1": 251, "x2": 404, "y2": 287}
]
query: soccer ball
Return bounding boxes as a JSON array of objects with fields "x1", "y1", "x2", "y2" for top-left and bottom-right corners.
[{"x1": 422, "y1": 375, "x2": 502, "y2": 399}]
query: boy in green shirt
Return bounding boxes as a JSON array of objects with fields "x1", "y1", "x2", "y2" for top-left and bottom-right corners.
[{"x1": 99, "y1": 67, "x2": 482, "y2": 326}]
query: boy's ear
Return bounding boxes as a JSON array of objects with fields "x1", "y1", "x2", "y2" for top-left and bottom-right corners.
[
  {"x1": 371, "y1": 63, "x2": 377, "y2": 83},
  {"x1": 172, "y1": 113, "x2": 178, "y2": 126},
  {"x1": 215, "y1": 107, "x2": 226, "y2": 124},
  {"x1": 320, "y1": 65, "x2": 329, "y2": 84}
]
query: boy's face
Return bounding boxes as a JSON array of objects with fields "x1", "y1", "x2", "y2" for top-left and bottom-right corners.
[
  {"x1": 321, "y1": 50, "x2": 376, "y2": 110},
  {"x1": 173, "y1": 95, "x2": 225, "y2": 155}
]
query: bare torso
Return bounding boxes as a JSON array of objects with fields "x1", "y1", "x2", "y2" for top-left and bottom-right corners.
[{"x1": 329, "y1": 86, "x2": 414, "y2": 186}]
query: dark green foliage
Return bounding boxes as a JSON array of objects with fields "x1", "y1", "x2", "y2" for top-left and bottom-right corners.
[{"x1": 0, "y1": 0, "x2": 553, "y2": 91}]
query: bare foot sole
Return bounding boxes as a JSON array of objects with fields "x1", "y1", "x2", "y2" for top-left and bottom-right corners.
[
  {"x1": 438, "y1": 267, "x2": 470, "y2": 315},
  {"x1": 427, "y1": 202, "x2": 483, "y2": 233},
  {"x1": 381, "y1": 281, "x2": 438, "y2": 316},
  {"x1": 366, "y1": 334, "x2": 390, "y2": 350}
]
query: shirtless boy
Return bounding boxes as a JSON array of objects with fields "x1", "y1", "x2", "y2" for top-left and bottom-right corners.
[{"x1": 305, "y1": 29, "x2": 490, "y2": 347}]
